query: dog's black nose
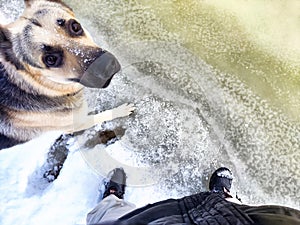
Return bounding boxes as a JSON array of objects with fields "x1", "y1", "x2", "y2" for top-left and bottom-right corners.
[{"x1": 79, "y1": 51, "x2": 121, "y2": 88}]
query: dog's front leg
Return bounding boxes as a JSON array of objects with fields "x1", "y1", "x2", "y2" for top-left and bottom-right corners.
[
  {"x1": 92, "y1": 103, "x2": 135, "y2": 123},
  {"x1": 71, "y1": 103, "x2": 135, "y2": 132}
]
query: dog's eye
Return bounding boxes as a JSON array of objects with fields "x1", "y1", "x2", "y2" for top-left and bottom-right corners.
[
  {"x1": 42, "y1": 53, "x2": 63, "y2": 68},
  {"x1": 68, "y1": 19, "x2": 83, "y2": 36}
]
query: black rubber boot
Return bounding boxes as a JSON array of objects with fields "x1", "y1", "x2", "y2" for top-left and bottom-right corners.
[
  {"x1": 209, "y1": 167, "x2": 233, "y2": 196},
  {"x1": 103, "y1": 168, "x2": 127, "y2": 199}
]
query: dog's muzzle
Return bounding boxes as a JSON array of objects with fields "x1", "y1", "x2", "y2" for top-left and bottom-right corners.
[{"x1": 79, "y1": 51, "x2": 121, "y2": 88}]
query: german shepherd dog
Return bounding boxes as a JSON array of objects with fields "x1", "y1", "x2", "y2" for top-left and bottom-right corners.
[{"x1": 0, "y1": 0, "x2": 134, "y2": 150}]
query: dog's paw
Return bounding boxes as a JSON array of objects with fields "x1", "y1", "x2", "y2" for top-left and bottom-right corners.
[{"x1": 112, "y1": 103, "x2": 135, "y2": 119}]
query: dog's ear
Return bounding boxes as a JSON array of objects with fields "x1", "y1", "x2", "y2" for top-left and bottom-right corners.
[
  {"x1": 24, "y1": 0, "x2": 73, "y2": 11},
  {"x1": 24, "y1": 0, "x2": 62, "y2": 7},
  {"x1": 24, "y1": 0, "x2": 35, "y2": 7},
  {"x1": 0, "y1": 26, "x2": 24, "y2": 70},
  {"x1": 0, "y1": 26, "x2": 12, "y2": 50},
  {"x1": 24, "y1": 0, "x2": 72, "y2": 10}
]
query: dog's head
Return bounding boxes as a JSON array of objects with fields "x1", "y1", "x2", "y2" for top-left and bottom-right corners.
[{"x1": 0, "y1": 0, "x2": 120, "y2": 89}]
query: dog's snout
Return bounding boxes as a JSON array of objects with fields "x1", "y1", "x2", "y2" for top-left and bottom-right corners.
[{"x1": 79, "y1": 51, "x2": 121, "y2": 88}]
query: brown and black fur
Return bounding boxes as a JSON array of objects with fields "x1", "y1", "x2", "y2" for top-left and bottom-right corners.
[{"x1": 0, "y1": 0, "x2": 134, "y2": 150}]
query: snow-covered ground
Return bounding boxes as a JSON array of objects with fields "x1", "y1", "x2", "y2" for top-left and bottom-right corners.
[
  {"x1": 0, "y1": 132, "x2": 169, "y2": 225},
  {"x1": 0, "y1": 132, "x2": 96, "y2": 225}
]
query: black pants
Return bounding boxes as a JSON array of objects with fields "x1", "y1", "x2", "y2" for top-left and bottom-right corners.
[{"x1": 96, "y1": 192, "x2": 300, "y2": 225}]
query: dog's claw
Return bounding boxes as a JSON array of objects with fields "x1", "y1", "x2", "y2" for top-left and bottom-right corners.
[{"x1": 112, "y1": 103, "x2": 135, "y2": 118}]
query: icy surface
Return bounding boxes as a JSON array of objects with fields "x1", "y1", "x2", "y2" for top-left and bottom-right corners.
[{"x1": 65, "y1": 0, "x2": 299, "y2": 207}]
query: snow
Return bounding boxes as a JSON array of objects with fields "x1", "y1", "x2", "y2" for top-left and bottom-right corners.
[
  {"x1": 0, "y1": 132, "x2": 167, "y2": 225},
  {"x1": 0, "y1": 132, "x2": 92, "y2": 225},
  {"x1": 216, "y1": 168, "x2": 233, "y2": 180}
]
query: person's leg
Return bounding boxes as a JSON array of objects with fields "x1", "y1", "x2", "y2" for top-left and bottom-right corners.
[
  {"x1": 86, "y1": 194, "x2": 122, "y2": 224},
  {"x1": 117, "y1": 198, "x2": 182, "y2": 225},
  {"x1": 86, "y1": 168, "x2": 136, "y2": 225},
  {"x1": 86, "y1": 194, "x2": 136, "y2": 224}
]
